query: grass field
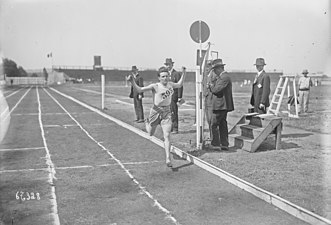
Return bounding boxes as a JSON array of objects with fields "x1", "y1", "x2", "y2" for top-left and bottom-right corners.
[{"x1": 60, "y1": 80, "x2": 331, "y2": 219}]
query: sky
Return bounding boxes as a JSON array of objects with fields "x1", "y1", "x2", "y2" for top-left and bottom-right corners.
[{"x1": 0, "y1": 0, "x2": 330, "y2": 75}]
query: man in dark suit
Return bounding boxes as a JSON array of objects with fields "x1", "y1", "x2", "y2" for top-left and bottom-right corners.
[
  {"x1": 164, "y1": 58, "x2": 183, "y2": 134},
  {"x1": 250, "y1": 58, "x2": 270, "y2": 114},
  {"x1": 208, "y1": 59, "x2": 234, "y2": 150},
  {"x1": 128, "y1": 66, "x2": 144, "y2": 122}
]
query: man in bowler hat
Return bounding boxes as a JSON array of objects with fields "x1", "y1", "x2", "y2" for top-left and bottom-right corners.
[
  {"x1": 128, "y1": 66, "x2": 144, "y2": 122},
  {"x1": 250, "y1": 58, "x2": 270, "y2": 114},
  {"x1": 164, "y1": 58, "x2": 183, "y2": 134},
  {"x1": 208, "y1": 59, "x2": 234, "y2": 150}
]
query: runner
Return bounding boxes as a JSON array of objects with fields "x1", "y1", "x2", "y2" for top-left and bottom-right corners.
[{"x1": 128, "y1": 66, "x2": 187, "y2": 168}]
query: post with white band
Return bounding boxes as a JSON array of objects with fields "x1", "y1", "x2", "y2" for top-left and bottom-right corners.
[{"x1": 101, "y1": 74, "x2": 105, "y2": 110}]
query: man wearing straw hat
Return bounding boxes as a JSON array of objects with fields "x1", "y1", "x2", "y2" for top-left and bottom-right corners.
[
  {"x1": 250, "y1": 58, "x2": 270, "y2": 114},
  {"x1": 298, "y1": 69, "x2": 313, "y2": 114}
]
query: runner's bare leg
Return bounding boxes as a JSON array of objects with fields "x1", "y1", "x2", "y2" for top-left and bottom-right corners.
[{"x1": 161, "y1": 122, "x2": 172, "y2": 167}]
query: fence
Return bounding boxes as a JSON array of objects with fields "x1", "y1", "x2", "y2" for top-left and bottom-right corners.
[{"x1": 5, "y1": 77, "x2": 46, "y2": 85}]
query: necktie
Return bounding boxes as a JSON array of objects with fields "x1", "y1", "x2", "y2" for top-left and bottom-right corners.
[{"x1": 254, "y1": 74, "x2": 258, "y2": 84}]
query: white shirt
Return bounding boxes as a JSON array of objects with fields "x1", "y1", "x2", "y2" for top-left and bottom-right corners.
[
  {"x1": 254, "y1": 70, "x2": 264, "y2": 83},
  {"x1": 153, "y1": 82, "x2": 175, "y2": 106},
  {"x1": 298, "y1": 76, "x2": 312, "y2": 90}
]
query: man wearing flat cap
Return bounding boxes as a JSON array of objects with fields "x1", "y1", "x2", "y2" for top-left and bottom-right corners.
[
  {"x1": 298, "y1": 69, "x2": 313, "y2": 114},
  {"x1": 250, "y1": 58, "x2": 270, "y2": 114},
  {"x1": 207, "y1": 59, "x2": 234, "y2": 150},
  {"x1": 164, "y1": 58, "x2": 183, "y2": 134},
  {"x1": 128, "y1": 66, "x2": 144, "y2": 122}
]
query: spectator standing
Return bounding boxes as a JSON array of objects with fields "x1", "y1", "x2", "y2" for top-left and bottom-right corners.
[
  {"x1": 250, "y1": 58, "x2": 270, "y2": 114},
  {"x1": 208, "y1": 59, "x2": 234, "y2": 150},
  {"x1": 164, "y1": 58, "x2": 183, "y2": 134},
  {"x1": 128, "y1": 66, "x2": 144, "y2": 123},
  {"x1": 43, "y1": 67, "x2": 48, "y2": 84},
  {"x1": 298, "y1": 69, "x2": 313, "y2": 114}
]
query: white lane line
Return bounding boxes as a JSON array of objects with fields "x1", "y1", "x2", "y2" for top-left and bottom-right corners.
[
  {"x1": 0, "y1": 105, "x2": 9, "y2": 117},
  {"x1": 43, "y1": 124, "x2": 109, "y2": 128},
  {"x1": 3, "y1": 88, "x2": 31, "y2": 122},
  {"x1": 43, "y1": 124, "x2": 78, "y2": 128},
  {"x1": 4, "y1": 89, "x2": 22, "y2": 98},
  {"x1": 0, "y1": 168, "x2": 49, "y2": 173},
  {"x1": 115, "y1": 99, "x2": 132, "y2": 106},
  {"x1": 43, "y1": 125, "x2": 62, "y2": 128},
  {"x1": 45, "y1": 88, "x2": 181, "y2": 225},
  {"x1": 0, "y1": 161, "x2": 164, "y2": 173},
  {"x1": 0, "y1": 147, "x2": 45, "y2": 152},
  {"x1": 50, "y1": 87, "x2": 331, "y2": 225},
  {"x1": 36, "y1": 87, "x2": 60, "y2": 225},
  {"x1": 115, "y1": 99, "x2": 194, "y2": 111},
  {"x1": 56, "y1": 161, "x2": 163, "y2": 170},
  {"x1": 11, "y1": 113, "x2": 39, "y2": 116},
  {"x1": 74, "y1": 87, "x2": 125, "y2": 98},
  {"x1": 12, "y1": 112, "x2": 97, "y2": 116}
]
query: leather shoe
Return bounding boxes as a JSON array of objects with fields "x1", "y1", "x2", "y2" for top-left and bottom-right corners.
[
  {"x1": 137, "y1": 119, "x2": 144, "y2": 123},
  {"x1": 221, "y1": 146, "x2": 229, "y2": 151},
  {"x1": 208, "y1": 145, "x2": 221, "y2": 151}
]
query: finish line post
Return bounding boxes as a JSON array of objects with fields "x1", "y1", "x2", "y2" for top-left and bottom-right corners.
[
  {"x1": 101, "y1": 74, "x2": 105, "y2": 109},
  {"x1": 190, "y1": 20, "x2": 210, "y2": 150}
]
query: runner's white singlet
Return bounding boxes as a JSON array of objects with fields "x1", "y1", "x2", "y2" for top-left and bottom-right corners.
[{"x1": 153, "y1": 82, "x2": 175, "y2": 106}]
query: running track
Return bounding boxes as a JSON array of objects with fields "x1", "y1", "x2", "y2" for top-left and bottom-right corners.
[{"x1": 0, "y1": 87, "x2": 309, "y2": 225}]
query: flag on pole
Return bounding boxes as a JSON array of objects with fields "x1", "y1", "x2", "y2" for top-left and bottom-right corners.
[{"x1": 47, "y1": 52, "x2": 52, "y2": 58}]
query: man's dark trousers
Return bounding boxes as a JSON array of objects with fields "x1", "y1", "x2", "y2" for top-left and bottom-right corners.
[
  {"x1": 211, "y1": 110, "x2": 228, "y2": 147},
  {"x1": 170, "y1": 99, "x2": 178, "y2": 132},
  {"x1": 133, "y1": 97, "x2": 144, "y2": 121}
]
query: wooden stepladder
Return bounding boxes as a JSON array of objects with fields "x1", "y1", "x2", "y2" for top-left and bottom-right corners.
[{"x1": 267, "y1": 75, "x2": 299, "y2": 118}]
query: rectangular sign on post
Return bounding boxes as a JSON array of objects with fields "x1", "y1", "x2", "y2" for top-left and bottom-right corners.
[{"x1": 196, "y1": 50, "x2": 207, "y2": 66}]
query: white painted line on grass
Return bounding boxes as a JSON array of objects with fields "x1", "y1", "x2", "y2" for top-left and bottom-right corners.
[
  {"x1": 4, "y1": 88, "x2": 31, "y2": 122},
  {"x1": 115, "y1": 99, "x2": 132, "y2": 106},
  {"x1": 0, "y1": 161, "x2": 164, "y2": 173},
  {"x1": 50, "y1": 87, "x2": 331, "y2": 225},
  {"x1": 115, "y1": 99, "x2": 194, "y2": 111},
  {"x1": 11, "y1": 113, "x2": 39, "y2": 116},
  {"x1": 74, "y1": 87, "x2": 125, "y2": 98},
  {"x1": 0, "y1": 168, "x2": 49, "y2": 173},
  {"x1": 4, "y1": 89, "x2": 22, "y2": 98},
  {"x1": 45, "y1": 88, "x2": 181, "y2": 225},
  {"x1": 12, "y1": 112, "x2": 97, "y2": 116},
  {"x1": 0, "y1": 147, "x2": 45, "y2": 152},
  {"x1": 43, "y1": 124, "x2": 108, "y2": 128},
  {"x1": 36, "y1": 87, "x2": 60, "y2": 225},
  {"x1": 0, "y1": 106, "x2": 9, "y2": 117},
  {"x1": 55, "y1": 161, "x2": 163, "y2": 170}
]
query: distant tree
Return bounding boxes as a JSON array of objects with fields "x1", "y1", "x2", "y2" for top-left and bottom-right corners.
[
  {"x1": 18, "y1": 66, "x2": 28, "y2": 77},
  {"x1": 31, "y1": 73, "x2": 38, "y2": 77},
  {"x1": 3, "y1": 58, "x2": 28, "y2": 77}
]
